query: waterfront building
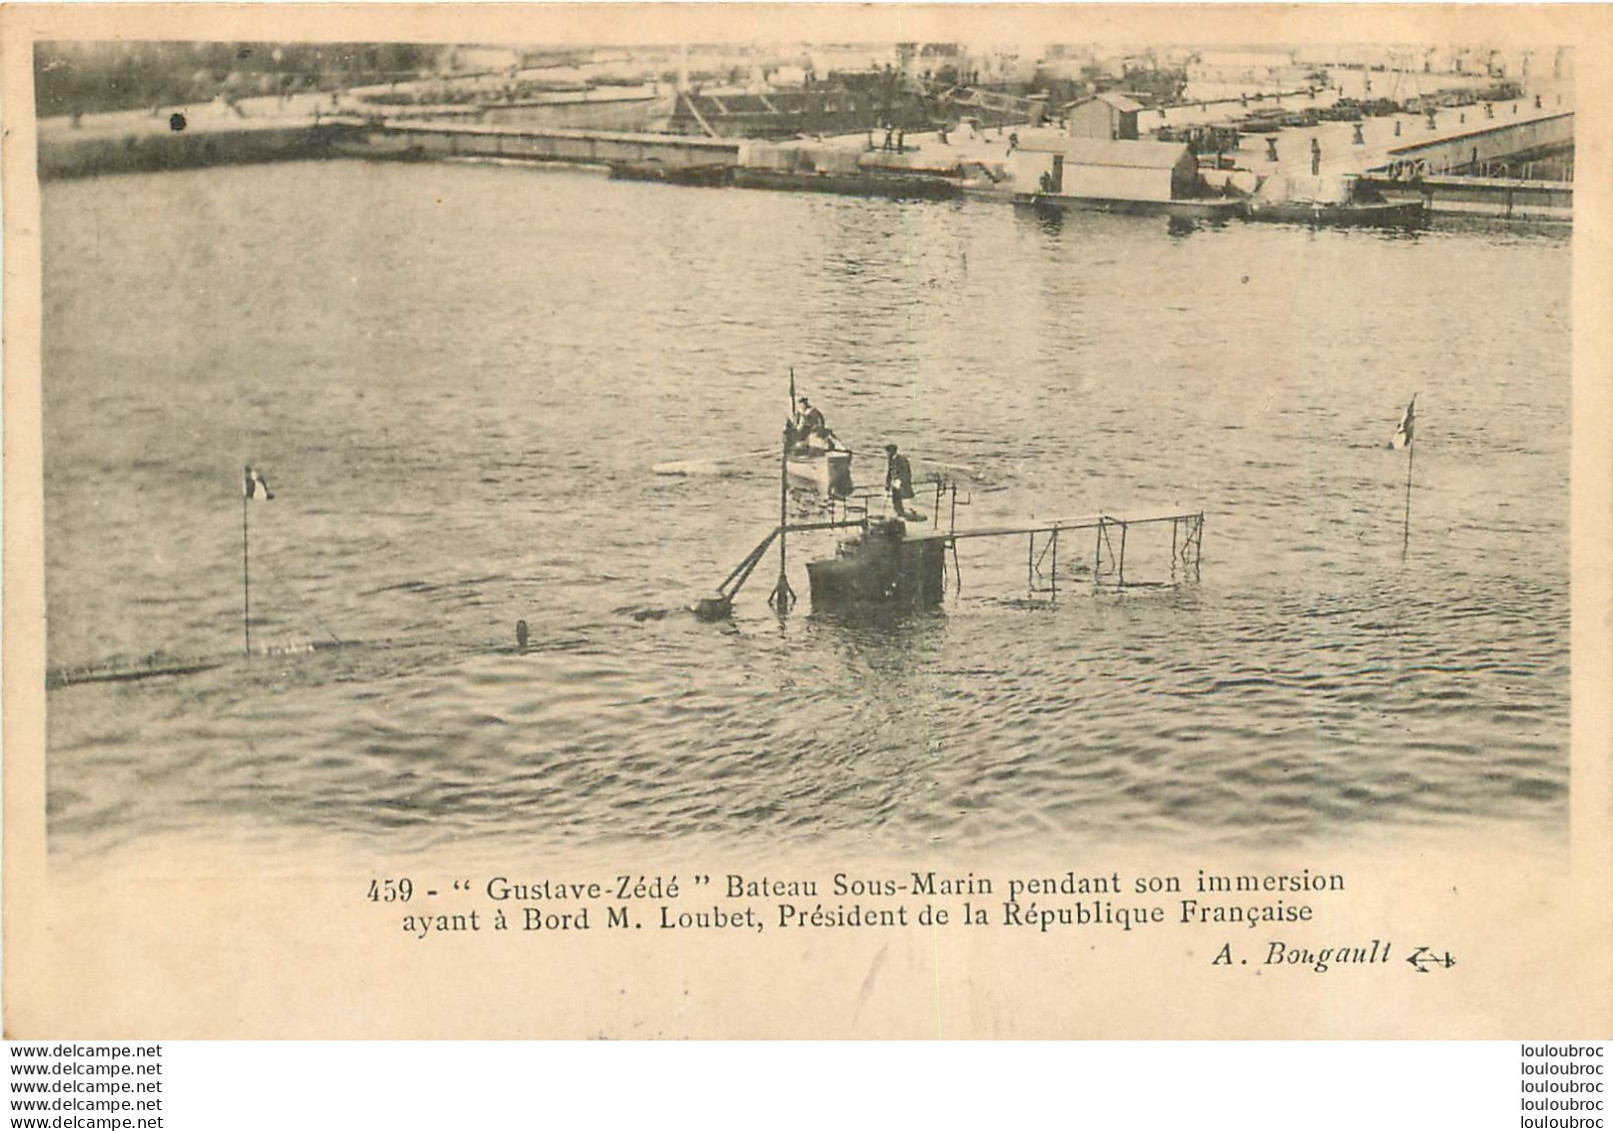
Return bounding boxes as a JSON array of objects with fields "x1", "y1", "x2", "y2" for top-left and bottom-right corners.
[
  {"x1": 1009, "y1": 137, "x2": 1196, "y2": 202},
  {"x1": 1067, "y1": 92, "x2": 1144, "y2": 140}
]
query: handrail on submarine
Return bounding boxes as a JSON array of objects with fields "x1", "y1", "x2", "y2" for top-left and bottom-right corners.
[
  {"x1": 697, "y1": 507, "x2": 1206, "y2": 619},
  {"x1": 693, "y1": 443, "x2": 1203, "y2": 621}
]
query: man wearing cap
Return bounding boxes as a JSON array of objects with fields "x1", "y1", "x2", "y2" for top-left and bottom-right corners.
[
  {"x1": 885, "y1": 443, "x2": 917, "y2": 519},
  {"x1": 796, "y1": 397, "x2": 826, "y2": 441}
]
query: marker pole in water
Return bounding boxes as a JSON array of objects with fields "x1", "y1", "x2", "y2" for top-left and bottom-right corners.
[
  {"x1": 241, "y1": 466, "x2": 275, "y2": 655},
  {"x1": 1401, "y1": 436, "x2": 1415, "y2": 559},
  {"x1": 769, "y1": 426, "x2": 795, "y2": 613},
  {"x1": 242, "y1": 490, "x2": 251, "y2": 658},
  {"x1": 1388, "y1": 394, "x2": 1417, "y2": 560}
]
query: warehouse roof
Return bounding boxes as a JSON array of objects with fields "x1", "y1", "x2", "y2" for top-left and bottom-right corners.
[{"x1": 1068, "y1": 92, "x2": 1147, "y2": 115}]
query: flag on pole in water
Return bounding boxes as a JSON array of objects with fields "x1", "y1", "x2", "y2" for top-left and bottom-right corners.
[
  {"x1": 244, "y1": 466, "x2": 274, "y2": 500},
  {"x1": 1388, "y1": 395, "x2": 1417, "y2": 450}
]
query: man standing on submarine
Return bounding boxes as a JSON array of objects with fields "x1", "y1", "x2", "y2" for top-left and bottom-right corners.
[{"x1": 885, "y1": 443, "x2": 919, "y2": 520}]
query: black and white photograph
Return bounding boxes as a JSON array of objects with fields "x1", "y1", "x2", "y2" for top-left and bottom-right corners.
[{"x1": 4, "y1": 5, "x2": 1608, "y2": 1043}]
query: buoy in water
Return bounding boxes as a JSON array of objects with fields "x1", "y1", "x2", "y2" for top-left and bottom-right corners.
[{"x1": 515, "y1": 620, "x2": 529, "y2": 651}]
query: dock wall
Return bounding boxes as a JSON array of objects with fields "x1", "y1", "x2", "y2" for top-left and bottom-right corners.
[
  {"x1": 36, "y1": 109, "x2": 1574, "y2": 227},
  {"x1": 1377, "y1": 112, "x2": 1573, "y2": 175},
  {"x1": 1420, "y1": 177, "x2": 1571, "y2": 220},
  {"x1": 38, "y1": 122, "x2": 345, "y2": 180},
  {"x1": 1364, "y1": 172, "x2": 1573, "y2": 221},
  {"x1": 359, "y1": 122, "x2": 743, "y2": 168},
  {"x1": 481, "y1": 93, "x2": 670, "y2": 133},
  {"x1": 37, "y1": 118, "x2": 744, "y2": 180}
]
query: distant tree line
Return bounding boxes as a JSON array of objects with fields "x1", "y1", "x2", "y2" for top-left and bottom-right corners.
[
  {"x1": 34, "y1": 41, "x2": 441, "y2": 117},
  {"x1": 1119, "y1": 64, "x2": 1189, "y2": 105}
]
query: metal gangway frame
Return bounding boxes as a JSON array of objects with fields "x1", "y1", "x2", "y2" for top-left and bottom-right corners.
[
  {"x1": 701, "y1": 461, "x2": 1202, "y2": 617},
  {"x1": 982, "y1": 509, "x2": 1204, "y2": 600}
]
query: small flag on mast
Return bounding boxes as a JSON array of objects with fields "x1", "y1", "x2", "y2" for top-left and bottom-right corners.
[
  {"x1": 1388, "y1": 395, "x2": 1417, "y2": 450},
  {"x1": 244, "y1": 466, "x2": 274, "y2": 500}
]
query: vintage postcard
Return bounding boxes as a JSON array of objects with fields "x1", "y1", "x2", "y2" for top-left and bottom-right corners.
[{"x1": 3, "y1": 4, "x2": 1609, "y2": 1039}]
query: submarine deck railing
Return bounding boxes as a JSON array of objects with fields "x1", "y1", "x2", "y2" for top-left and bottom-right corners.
[
  {"x1": 708, "y1": 504, "x2": 1203, "y2": 616},
  {"x1": 900, "y1": 508, "x2": 1206, "y2": 593}
]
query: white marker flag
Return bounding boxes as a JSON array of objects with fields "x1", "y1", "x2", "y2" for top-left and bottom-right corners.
[
  {"x1": 1388, "y1": 395, "x2": 1417, "y2": 450},
  {"x1": 244, "y1": 466, "x2": 274, "y2": 499}
]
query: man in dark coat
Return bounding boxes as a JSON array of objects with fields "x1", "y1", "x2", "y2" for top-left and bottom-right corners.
[
  {"x1": 885, "y1": 443, "x2": 917, "y2": 519},
  {"x1": 797, "y1": 397, "x2": 826, "y2": 436},
  {"x1": 792, "y1": 397, "x2": 828, "y2": 450}
]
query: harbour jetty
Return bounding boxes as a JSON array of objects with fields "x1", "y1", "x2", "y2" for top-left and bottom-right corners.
[
  {"x1": 40, "y1": 103, "x2": 1572, "y2": 226},
  {"x1": 37, "y1": 107, "x2": 351, "y2": 180},
  {"x1": 335, "y1": 118, "x2": 743, "y2": 169},
  {"x1": 1360, "y1": 110, "x2": 1575, "y2": 220},
  {"x1": 34, "y1": 45, "x2": 1573, "y2": 224}
]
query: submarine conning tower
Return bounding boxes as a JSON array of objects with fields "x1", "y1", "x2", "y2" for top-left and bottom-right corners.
[{"x1": 805, "y1": 517, "x2": 948, "y2": 608}]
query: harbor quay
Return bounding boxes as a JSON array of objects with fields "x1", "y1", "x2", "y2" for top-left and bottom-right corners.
[{"x1": 35, "y1": 55, "x2": 1573, "y2": 222}]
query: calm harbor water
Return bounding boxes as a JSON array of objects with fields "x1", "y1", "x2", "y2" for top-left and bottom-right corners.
[{"x1": 41, "y1": 159, "x2": 1570, "y2": 864}]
